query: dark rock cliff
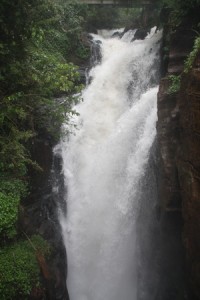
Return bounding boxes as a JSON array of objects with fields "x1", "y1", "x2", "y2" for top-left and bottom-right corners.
[
  {"x1": 178, "y1": 53, "x2": 200, "y2": 299},
  {"x1": 157, "y1": 18, "x2": 200, "y2": 299},
  {"x1": 19, "y1": 137, "x2": 69, "y2": 300}
]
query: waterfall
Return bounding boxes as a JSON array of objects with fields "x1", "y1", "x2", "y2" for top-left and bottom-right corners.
[{"x1": 60, "y1": 27, "x2": 162, "y2": 300}]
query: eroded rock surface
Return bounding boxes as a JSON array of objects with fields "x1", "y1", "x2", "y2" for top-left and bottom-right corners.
[
  {"x1": 157, "y1": 19, "x2": 200, "y2": 299},
  {"x1": 178, "y1": 54, "x2": 200, "y2": 299}
]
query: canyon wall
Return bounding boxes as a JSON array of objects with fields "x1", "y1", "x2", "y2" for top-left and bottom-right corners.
[
  {"x1": 157, "y1": 19, "x2": 200, "y2": 299},
  {"x1": 18, "y1": 13, "x2": 200, "y2": 299}
]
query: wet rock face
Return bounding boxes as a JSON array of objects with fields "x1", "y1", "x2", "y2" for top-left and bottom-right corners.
[
  {"x1": 167, "y1": 27, "x2": 196, "y2": 74},
  {"x1": 157, "y1": 80, "x2": 191, "y2": 299},
  {"x1": 157, "y1": 19, "x2": 198, "y2": 211},
  {"x1": 157, "y1": 78, "x2": 181, "y2": 211},
  {"x1": 157, "y1": 20, "x2": 200, "y2": 299},
  {"x1": 131, "y1": 28, "x2": 149, "y2": 41},
  {"x1": 178, "y1": 55, "x2": 200, "y2": 299},
  {"x1": 19, "y1": 138, "x2": 69, "y2": 300}
]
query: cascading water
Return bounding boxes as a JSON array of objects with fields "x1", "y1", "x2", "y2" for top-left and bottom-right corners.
[{"x1": 60, "y1": 28, "x2": 162, "y2": 300}]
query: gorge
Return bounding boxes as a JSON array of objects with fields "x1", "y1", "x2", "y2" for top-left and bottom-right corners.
[
  {"x1": 23, "y1": 11, "x2": 200, "y2": 300},
  {"x1": 1, "y1": 1, "x2": 200, "y2": 299},
  {"x1": 58, "y1": 13, "x2": 200, "y2": 299}
]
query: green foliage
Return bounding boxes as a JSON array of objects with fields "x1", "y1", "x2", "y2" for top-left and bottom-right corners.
[
  {"x1": 85, "y1": 6, "x2": 142, "y2": 30},
  {"x1": 168, "y1": 75, "x2": 181, "y2": 94},
  {"x1": 163, "y1": 0, "x2": 200, "y2": 11},
  {"x1": 84, "y1": 6, "x2": 119, "y2": 30},
  {"x1": 0, "y1": 0, "x2": 87, "y2": 295},
  {"x1": 0, "y1": 0, "x2": 85, "y2": 179},
  {"x1": 0, "y1": 1, "x2": 86, "y2": 298},
  {"x1": 117, "y1": 8, "x2": 143, "y2": 27},
  {"x1": 0, "y1": 179, "x2": 27, "y2": 197},
  {"x1": 58, "y1": 1, "x2": 88, "y2": 54},
  {"x1": 162, "y1": 0, "x2": 200, "y2": 27},
  {"x1": 0, "y1": 235, "x2": 50, "y2": 300},
  {"x1": 76, "y1": 45, "x2": 90, "y2": 60},
  {"x1": 0, "y1": 179, "x2": 27, "y2": 239},
  {"x1": 0, "y1": 192, "x2": 19, "y2": 239},
  {"x1": 184, "y1": 36, "x2": 200, "y2": 73}
]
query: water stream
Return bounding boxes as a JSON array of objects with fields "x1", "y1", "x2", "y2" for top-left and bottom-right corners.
[{"x1": 60, "y1": 28, "x2": 162, "y2": 300}]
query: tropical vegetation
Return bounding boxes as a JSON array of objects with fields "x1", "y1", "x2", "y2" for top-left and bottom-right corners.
[
  {"x1": 0, "y1": 0, "x2": 86, "y2": 298},
  {"x1": 1, "y1": 0, "x2": 200, "y2": 298}
]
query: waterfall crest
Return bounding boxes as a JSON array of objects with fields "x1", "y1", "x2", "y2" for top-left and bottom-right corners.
[{"x1": 60, "y1": 27, "x2": 162, "y2": 300}]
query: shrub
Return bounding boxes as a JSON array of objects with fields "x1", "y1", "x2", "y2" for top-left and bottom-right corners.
[
  {"x1": 0, "y1": 192, "x2": 20, "y2": 239},
  {"x1": 0, "y1": 235, "x2": 50, "y2": 300},
  {"x1": 168, "y1": 75, "x2": 181, "y2": 94},
  {"x1": 0, "y1": 179, "x2": 27, "y2": 239},
  {"x1": 184, "y1": 36, "x2": 200, "y2": 73}
]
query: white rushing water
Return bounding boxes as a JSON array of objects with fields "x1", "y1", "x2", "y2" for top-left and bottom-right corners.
[{"x1": 60, "y1": 28, "x2": 162, "y2": 300}]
